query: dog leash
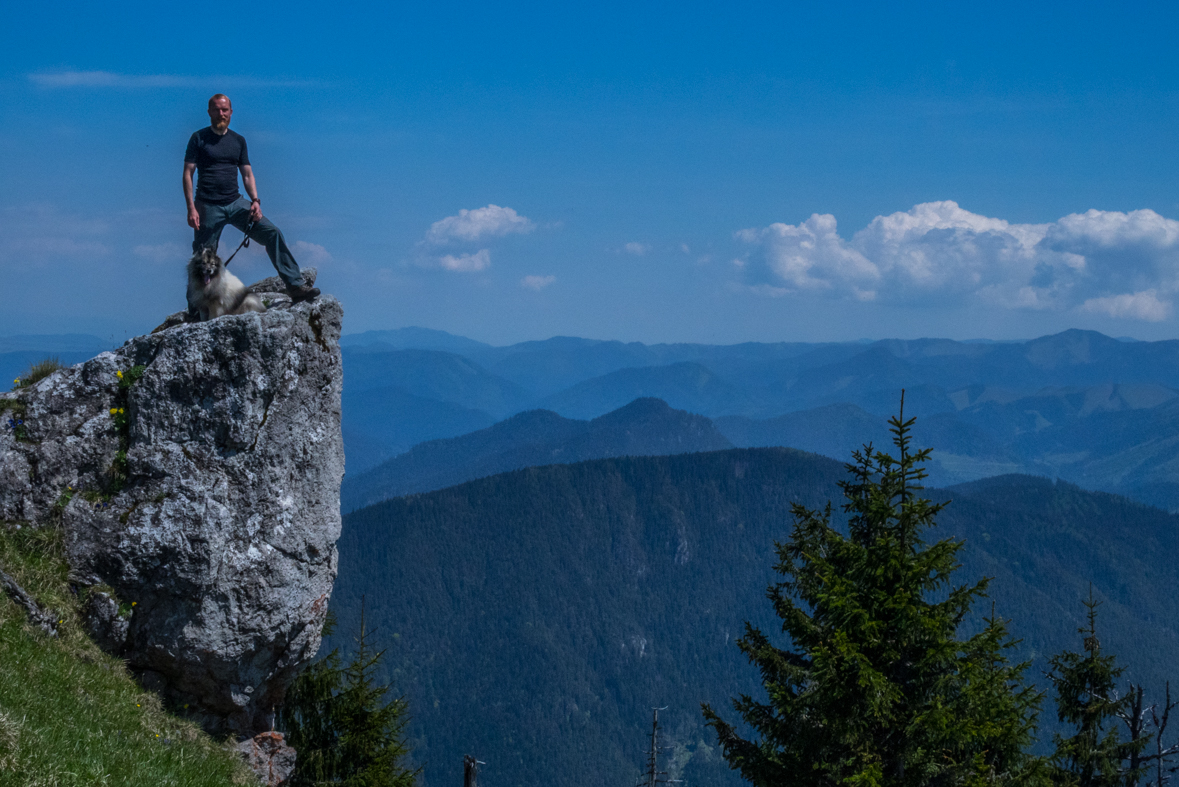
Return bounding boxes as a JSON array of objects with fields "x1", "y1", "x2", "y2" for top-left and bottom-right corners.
[{"x1": 222, "y1": 221, "x2": 256, "y2": 267}]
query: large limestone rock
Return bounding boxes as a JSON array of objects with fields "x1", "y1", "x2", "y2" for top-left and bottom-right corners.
[{"x1": 0, "y1": 290, "x2": 344, "y2": 736}]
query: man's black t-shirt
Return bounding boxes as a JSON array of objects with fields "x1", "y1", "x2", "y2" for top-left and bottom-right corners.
[{"x1": 184, "y1": 127, "x2": 250, "y2": 205}]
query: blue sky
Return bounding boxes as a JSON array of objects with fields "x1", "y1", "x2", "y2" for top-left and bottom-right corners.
[{"x1": 3, "y1": 1, "x2": 1179, "y2": 345}]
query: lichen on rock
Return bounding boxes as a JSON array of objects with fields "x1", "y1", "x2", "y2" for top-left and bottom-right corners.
[{"x1": 0, "y1": 285, "x2": 344, "y2": 737}]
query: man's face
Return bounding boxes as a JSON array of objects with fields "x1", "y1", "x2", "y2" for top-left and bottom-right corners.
[{"x1": 208, "y1": 98, "x2": 232, "y2": 131}]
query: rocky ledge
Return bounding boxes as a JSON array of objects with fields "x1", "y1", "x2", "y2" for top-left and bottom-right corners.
[{"x1": 0, "y1": 272, "x2": 343, "y2": 737}]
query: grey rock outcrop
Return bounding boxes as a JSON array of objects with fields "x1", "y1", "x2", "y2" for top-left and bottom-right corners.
[
  {"x1": 0, "y1": 285, "x2": 343, "y2": 736},
  {"x1": 238, "y1": 731, "x2": 297, "y2": 786},
  {"x1": 82, "y1": 590, "x2": 130, "y2": 652}
]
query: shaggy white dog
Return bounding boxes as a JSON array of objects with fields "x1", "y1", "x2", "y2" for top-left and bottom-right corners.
[{"x1": 186, "y1": 247, "x2": 266, "y2": 321}]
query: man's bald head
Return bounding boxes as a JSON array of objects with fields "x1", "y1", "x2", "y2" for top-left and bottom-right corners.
[{"x1": 208, "y1": 94, "x2": 232, "y2": 109}]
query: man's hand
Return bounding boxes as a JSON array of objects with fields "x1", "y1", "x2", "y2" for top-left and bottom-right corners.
[
  {"x1": 241, "y1": 165, "x2": 263, "y2": 223},
  {"x1": 188, "y1": 205, "x2": 201, "y2": 230}
]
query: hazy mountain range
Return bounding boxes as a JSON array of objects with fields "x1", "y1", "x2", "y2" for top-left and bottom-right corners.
[
  {"x1": 337, "y1": 327, "x2": 1179, "y2": 511},
  {"x1": 341, "y1": 397, "x2": 731, "y2": 511}
]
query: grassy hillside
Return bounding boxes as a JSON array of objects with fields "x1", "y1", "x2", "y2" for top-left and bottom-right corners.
[
  {"x1": 331, "y1": 447, "x2": 1179, "y2": 787},
  {"x1": 0, "y1": 522, "x2": 252, "y2": 786}
]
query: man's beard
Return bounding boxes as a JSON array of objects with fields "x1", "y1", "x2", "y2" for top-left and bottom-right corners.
[{"x1": 212, "y1": 119, "x2": 229, "y2": 132}]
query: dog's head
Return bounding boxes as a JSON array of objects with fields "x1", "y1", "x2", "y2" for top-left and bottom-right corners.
[{"x1": 188, "y1": 247, "x2": 224, "y2": 287}]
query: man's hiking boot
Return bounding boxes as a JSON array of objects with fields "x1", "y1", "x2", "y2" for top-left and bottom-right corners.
[{"x1": 287, "y1": 283, "x2": 320, "y2": 303}]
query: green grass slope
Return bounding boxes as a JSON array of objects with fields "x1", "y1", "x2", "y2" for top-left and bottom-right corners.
[{"x1": 0, "y1": 523, "x2": 252, "y2": 787}]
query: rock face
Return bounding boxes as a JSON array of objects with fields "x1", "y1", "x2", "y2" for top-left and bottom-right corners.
[
  {"x1": 0, "y1": 286, "x2": 344, "y2": 736},
  {"x1": 82, "y1": 590, "x2": 130, "y2": 652},
  {"x1": 238, "y1": 732, "x2": 297, "y2": 786}
]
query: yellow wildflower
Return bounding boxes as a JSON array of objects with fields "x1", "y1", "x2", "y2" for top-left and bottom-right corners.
[
  {"x1": 110, "y1": 408, "x2": 117, "y2": 415},
  {"x1": 116, "y1": 370, "x2": 123, "y2": 379}
]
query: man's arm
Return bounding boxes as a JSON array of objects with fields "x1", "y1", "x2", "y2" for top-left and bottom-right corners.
[
  {"x1": 240, "y1": 165, "x2": 263, "y2": 222},
  {"x1": 183, "y1": 163, "x2": 200, "y2": 230}
]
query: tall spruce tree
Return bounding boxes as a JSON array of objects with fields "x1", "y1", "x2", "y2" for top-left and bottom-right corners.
[
  {"x1": 279, "y1": 614, "x2": 346, "y2": 785},
  {"x1": 1046, "y1": 589, "x2": 1142, "y2": 787},
  {"x1": 335, "y1": 604, "x2": 416, "y2": 787},
  {"x1": 279, "y1": 605, "x2": 418, "y2": 787},
  {"x1": 702, "y1": 399, "x2": 1047, "y2": 786}
]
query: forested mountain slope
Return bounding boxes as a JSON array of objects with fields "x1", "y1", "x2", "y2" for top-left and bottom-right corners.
[{"x1": 330, "y1": 447, "x2": 1179, "y2": 787}]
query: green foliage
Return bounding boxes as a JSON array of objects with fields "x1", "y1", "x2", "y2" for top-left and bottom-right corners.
[
  {"x1": 281, "y1": 613, "x2": 346, "y2": 784},
  {"x1": 108, "y1": 449, "x2": 129, "y2": 493},
  {"x1": 118, "y1": 364, "x2": 147, "y2": 390},
  {"x1": 105, "y1": 364, "x2": 146, "y2": 494},
  {"x1": 11, "y1": 356, "x2": 64, "y2": 390},
  {"x1": 42, "y1": 485, "x2": 76, "y2": 529},
  {"x1": 279, "y1": 607, "x2": 417, "y2": 787},
  {"x1": 2, "y1": 400, "x2": 29, "y2": 442},
  {"x1": 702, "y1": 403, "x2": 1047, "y2": 786},
  {"x1": 1046, "y1": 590, "x2": 1142, "y2": 787},
  {"x1": 0, "y1": 522, "x2": 252, "y2": 785}
]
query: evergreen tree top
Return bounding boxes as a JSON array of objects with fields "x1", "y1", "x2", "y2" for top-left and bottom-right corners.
[{"x1": 704, "y1": 394, "x2": 1046, "y2": 786}]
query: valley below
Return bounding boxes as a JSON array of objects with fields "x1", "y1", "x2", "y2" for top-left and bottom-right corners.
[{"x1": 323, "y1": 326, "x2": 1179, "y2": 786}]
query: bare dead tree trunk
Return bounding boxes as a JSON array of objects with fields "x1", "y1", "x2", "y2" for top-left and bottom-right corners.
[
  {"x1": 1149, "y1": 683, "x2": 1179, "y2": 787},
  {"x1": 1127, "y1": 684, "x2": 1147, "y2": 786},
  {"x1": 464, "y1": 754, "x2": 478, "y2": 787},
  {"x1": 1120, "y1": 681, "x2": 1179, "y2": 786}
]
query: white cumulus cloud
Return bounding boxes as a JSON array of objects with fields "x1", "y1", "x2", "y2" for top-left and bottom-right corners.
[
  {"x1": 426, "y1": 205, "x2": 534, "y2": 245},
  {"x1": 439, "y1": 249, "x2": 491, "y2": 272},
  {"x1": 520, "y1": 275, "x2": 556, "y2": 291},
  {"x1": 292, "y1": 241, "x2": 333, "y2": 266},
  {"x1": 624, "y1": 242, "x2": 650, "y2": 256},
  {"x1": 736, "y1": 201, "x2": 1179, "y2": 321},
  {"x1": 1081, "y1": 291, "x2": 1172, "y2": 322}
]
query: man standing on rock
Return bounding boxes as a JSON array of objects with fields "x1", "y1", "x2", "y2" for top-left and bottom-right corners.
[{"x1": 183, "y1": 94, "x2": 320, "y2": 302}]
